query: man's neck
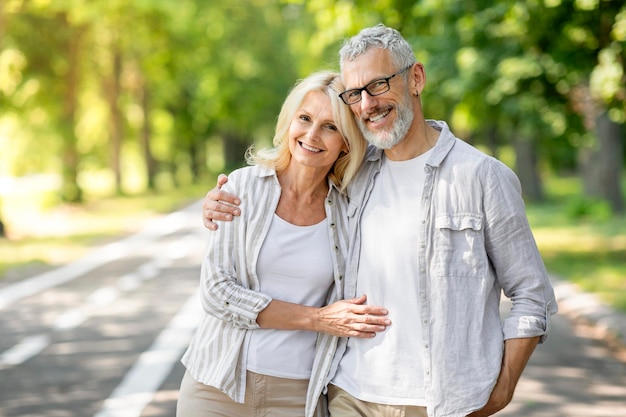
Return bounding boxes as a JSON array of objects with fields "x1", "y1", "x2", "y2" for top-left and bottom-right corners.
[{"x1": 384, "y1": 121, "x2": 439, "y2": 161}]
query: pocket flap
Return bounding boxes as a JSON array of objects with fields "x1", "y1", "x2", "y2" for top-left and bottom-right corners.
[{"x1": 435, "y1": 214, "x2": 483, "y2": 231}]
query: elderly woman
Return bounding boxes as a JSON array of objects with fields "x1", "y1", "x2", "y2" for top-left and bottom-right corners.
[{"x1": 177, "y1": 71, "x2": 391, "y2": 417}]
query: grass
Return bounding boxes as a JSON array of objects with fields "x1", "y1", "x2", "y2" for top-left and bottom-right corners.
[
  {"x1": 0, "y1": 182, "x2": 210, "y2": 281},
  {"x1": 1, "y1": 174, "x2": 625, "y2": 314},
  {"x1": 525, "y1": 176, "x2": 626, "y2": 312}
]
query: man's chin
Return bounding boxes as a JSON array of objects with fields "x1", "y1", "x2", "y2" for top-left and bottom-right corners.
[{"x1": 362, "y1": 130, "x2": 399, "y2": 149}]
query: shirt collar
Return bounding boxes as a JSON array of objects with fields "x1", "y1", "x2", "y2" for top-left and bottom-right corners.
[{"x1": 363, "y1": 119, "x2": 456, "y2": 167}]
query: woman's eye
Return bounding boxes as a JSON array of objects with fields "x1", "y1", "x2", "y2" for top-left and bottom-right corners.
[
  {"x1": 325, "y1": 124, "x2": 338, "y2": 131},
  {"x1": 299, "y1": 114, "x2": 311, "y2": 122}
]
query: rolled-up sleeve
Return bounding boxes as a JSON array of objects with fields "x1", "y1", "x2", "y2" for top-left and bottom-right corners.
[{"x1": 483, "y1": 160, "x2": 558, "y2": 342}]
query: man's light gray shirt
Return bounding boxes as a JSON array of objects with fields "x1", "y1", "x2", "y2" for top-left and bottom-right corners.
[{"x1": 327, "y1": 120, "x2": 558, "y2": 417}]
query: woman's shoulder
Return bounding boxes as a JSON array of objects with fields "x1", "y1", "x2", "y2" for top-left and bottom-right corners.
[{"x1": 225, "y1": 165, "x2": 276, "y2": 191}]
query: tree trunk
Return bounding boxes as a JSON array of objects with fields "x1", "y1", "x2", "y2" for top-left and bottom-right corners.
[
  {"x1": 188, "y1": 135, "x2": 208, "y2": 183},
  {"x1": 513, "y1": 134, "x2": 544, "y2": 202},
  {"x1": 485, "y1": 125, "x2": 499, "y2": 159},
  {"x1": 139, "y1": 81, "x2": 158, "y2": 190},
  {"x1": 59, "y1": 13, "x2": 83, "y2": 203},
  {"x1": 104, "y1": 44, "x2": 124, "y2": 195},
  {"x1": 222, "y1": 132, "x2": 249, "y2": 171},
  {"x1": 580, "y1": 112, "x2": 624, "y2": 214},
  {"x1": 0, "y1": 0, "x2": 7, "y2": 235}
]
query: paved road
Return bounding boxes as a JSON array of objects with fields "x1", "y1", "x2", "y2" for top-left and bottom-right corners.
[{"x1": 0, "y1": 202, "x2": 625, "y2": 417}]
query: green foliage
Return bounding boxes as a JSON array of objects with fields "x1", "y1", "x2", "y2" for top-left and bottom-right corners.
[
  {"x1": 0, "y1": 0, "x2": 624, "y2": 210},
  {"x1": 565, "y1": 196, "x2": 613, "y2": 220},
  {"x1": 525, "y1": 174, "x2": 626, "y2": 313}
]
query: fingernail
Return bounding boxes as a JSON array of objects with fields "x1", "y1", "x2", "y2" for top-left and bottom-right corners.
[
  {"x1": 226, "y1": 214, "x2": 232, "y2": 220},
  {"x1": 234, "y1": 208, "x2": 240, "y2": 215}
]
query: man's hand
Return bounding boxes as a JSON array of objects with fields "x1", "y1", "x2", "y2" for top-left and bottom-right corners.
[
  {"x1": 467, "y1": 336, "x2": 540, "y2": 417},
  {"x1": 202, "y1": 174, "x2": 241, "y2": 230}
]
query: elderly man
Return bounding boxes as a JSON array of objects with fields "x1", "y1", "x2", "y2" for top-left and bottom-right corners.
[{"x1": 202, "y1": 24, "x2": 557, "y2": 417}]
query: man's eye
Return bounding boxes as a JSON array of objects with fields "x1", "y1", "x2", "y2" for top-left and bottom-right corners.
[
  {"x1": 368, "y1": 80, "x2": 387, "y2": 91},
  {"x1": 347, "y1": 90, "x2": 361, "y2": 99}
]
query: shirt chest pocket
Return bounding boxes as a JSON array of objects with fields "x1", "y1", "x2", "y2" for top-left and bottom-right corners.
[{"x1": 433, "y1": 213, "x2": 487, "y2": 279}]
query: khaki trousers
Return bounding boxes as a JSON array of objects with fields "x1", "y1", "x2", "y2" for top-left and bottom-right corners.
[
  {"x1": 176, "y1": 370, "x2": 309, "y2": 417},
  {"x1": 328, "y1": 384, "x2": 428, "y2": 417}
]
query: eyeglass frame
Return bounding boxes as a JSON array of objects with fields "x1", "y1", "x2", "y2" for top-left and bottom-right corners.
[{"x1": 338, "y1": 65, "x2": 413, "y2": 105}]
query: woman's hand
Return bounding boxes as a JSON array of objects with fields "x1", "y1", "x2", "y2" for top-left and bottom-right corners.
[
  {"x1": 256, "y1": 295, "x2": 390, "y2": 338},
  {"x1": 314, "y1": 295, "x2": 391, "y2": 338},
  {"x1": 202, "y1": 174, "x2": 242, "y2": 230}
]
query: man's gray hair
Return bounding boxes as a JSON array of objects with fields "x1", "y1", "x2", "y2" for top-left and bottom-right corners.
[{"x1": 339, "y1": 24, "x2": 417, "y2": 71}]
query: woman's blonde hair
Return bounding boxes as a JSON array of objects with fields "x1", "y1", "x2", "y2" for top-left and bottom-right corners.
[{"x1": 246, "y1": 71, "x2": 365, "y2": 192}]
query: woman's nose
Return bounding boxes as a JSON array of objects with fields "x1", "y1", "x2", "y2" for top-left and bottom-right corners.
[{"x1": 307, "y1": 125, "x2": 322, "y2": 140}]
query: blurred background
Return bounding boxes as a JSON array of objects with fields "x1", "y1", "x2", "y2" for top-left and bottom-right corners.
[{"x1": 0, "y1": 0, "x2": 624, "y2": 313}]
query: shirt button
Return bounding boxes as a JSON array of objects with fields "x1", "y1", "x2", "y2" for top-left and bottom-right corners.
[
  {"x1": 423, "y1": 319, "x2": 428, "y2": 324},
  {"x1": 424, "y1": 343, "x2": 429, "y2": 349}
]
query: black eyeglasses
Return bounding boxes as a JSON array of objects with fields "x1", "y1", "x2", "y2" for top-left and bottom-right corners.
[{"x1": 339, "y1": 65, "x2": 412, "y2": 105}]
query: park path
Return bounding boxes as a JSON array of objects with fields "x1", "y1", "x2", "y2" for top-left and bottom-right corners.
[{"x1": 0, "y1": 201, "x2": 624, "y2": 417}]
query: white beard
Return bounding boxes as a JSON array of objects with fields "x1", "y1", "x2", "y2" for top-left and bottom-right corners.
[{"x1": 357, "y1": 92, "x2": 414, "y2": 149}]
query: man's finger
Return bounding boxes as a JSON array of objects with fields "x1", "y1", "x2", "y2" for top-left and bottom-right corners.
[{"x1": 217, "y1": 173, "x2": 228, "y2": 187}]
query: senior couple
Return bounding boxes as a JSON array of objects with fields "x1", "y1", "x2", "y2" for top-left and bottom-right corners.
[{"x1": 176, "y1": 24, "x2": 558, "y2": 417}]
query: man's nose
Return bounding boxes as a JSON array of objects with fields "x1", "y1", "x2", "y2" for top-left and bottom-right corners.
[{"x1": 359, "y1": 90, "x2": 378, "y2": 111}]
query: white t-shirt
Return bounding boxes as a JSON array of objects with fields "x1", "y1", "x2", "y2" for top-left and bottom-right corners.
[
  {"x1": 332, "y1": 150, "x2": 432, "y2": 405},
  {"x1": 247, "y1": 214, "x2": 333, "y2": 379}
]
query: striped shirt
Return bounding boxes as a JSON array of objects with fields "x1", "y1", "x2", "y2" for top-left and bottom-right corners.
[{"x1": 181, "y1": 165, "x2": 348, "y2": 417}]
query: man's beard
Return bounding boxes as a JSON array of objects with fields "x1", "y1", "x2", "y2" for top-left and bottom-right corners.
[{"x1": 357, "y1": 93, "x2": 414, "y2": 149}]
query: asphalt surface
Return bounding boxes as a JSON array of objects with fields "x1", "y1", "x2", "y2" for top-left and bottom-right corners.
[{"x1": 0, "y1": 201, "x2": 624, "y2": 417}]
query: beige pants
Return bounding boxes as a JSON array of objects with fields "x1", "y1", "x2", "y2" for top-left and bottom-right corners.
[
  {"x1": 176, "y1": 370, "x2": 309, "y2": 417},
  {"x1": 328, "y1": 384, "x2": 428, "y2": 417}
]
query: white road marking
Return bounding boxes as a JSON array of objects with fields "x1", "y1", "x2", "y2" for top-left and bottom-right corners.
[
  {"x1": 0, "y1": 334, "x2": 50, "y2": 366},
  {"x1": 0, "y1": 201, "x2": 200, "y2": 310},
  {"x1": 54, "y1": 308, "x2": 88, "y2": 330},
  {"x1": 92, "y1": 290, "x2": 202, "y2": 417},
  {"x1": 0, "y1": 201, "x2": 204, "y2": 372}
]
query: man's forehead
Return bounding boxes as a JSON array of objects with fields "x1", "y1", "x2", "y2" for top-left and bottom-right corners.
[{"x1": 341, "y1": 49, "x2": 394, "y2": 87}]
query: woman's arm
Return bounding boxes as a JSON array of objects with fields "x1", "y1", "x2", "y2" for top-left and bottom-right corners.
[
  {"x1": 257, "y1": 295, "x2": 391, "y2": 338},
  {"x1": 201, "y1": 170, "x2": 390, "y2": 338}
]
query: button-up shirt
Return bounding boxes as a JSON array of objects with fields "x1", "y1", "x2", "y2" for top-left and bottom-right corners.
[
  {"x1": 326, "y1": 120, "x2": 558, "y2": 417},
  {"x1": 181, "y1": 165, "x2": 349, "y2": 417}
]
